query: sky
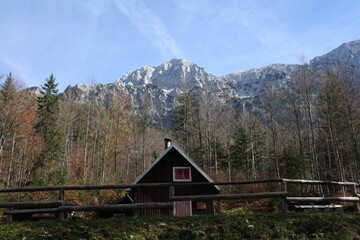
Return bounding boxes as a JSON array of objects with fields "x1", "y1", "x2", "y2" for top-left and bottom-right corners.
[{"x1": 0, "y1": 0, "x2": 360, "y2": 92}]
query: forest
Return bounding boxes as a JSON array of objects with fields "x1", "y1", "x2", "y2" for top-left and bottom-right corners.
[{"x1": 0, "y1": 64, "x2": 359, "y2": 189}]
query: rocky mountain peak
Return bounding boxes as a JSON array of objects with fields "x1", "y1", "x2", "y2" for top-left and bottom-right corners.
[
  {"x1": 166, "y1": 58, "x2": 193, "y2": 68},
  {"x1": 62, "y1": 39, "x2": 360, "y2": 125},
  {"x1": 310, "y1": 40, "x2": 360, "y2": 73},
  {"x1": 116, "y1": 58, "x2": 211, "y2": 91},
  {"x1": 219, "y1": 63, "x2": 300, "y2": 97}
]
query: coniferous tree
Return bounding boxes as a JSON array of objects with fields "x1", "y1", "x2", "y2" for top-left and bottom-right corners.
[
  {"x1": 34, "y1": 74, "x2": 64, "y2": 185},
  {"x1": 231, "y1": 125, "x2": 250, "y2": 171},
  {"x1": 171, "y1": 91, "x2": 202, "y2": 165},
  {"x1": 0, "y1": 73, "x2": 18, "y2": 184},
  {"x1": 0, "y1": 73, "x2": 39, "y2": 187},
  {"x1": 0, "y1": 73, "x2": 17, "y2": 155},
  {"x1": 0, "y1": 72, "x2": 16, "y2": 104}
]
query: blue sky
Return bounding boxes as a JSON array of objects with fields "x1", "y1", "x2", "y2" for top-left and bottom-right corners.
[{"x1": 1, "y1": 0, "x2": 360, "y2": 92}]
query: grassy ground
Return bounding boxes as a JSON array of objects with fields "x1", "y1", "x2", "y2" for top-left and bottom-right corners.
[{"x1": 0, "y1": 211, "x2": 359, "y2": 240}]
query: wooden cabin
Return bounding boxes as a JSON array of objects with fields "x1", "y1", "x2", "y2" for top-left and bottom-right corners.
[{"x1": 110, "y1": 139, "x2": 220, "y2": 217}]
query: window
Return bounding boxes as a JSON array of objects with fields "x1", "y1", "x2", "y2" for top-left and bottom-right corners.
[
  {"x1": 173, "y1": 167, "x2": 191, "y2": 182},
  {"x1": 196, "y1": 202, "x2": 207, "y2": 210}
]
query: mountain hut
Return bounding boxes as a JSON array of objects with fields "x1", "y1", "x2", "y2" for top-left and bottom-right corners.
[{"x1": 105, "y1": 138, "x2": 220, "y2": 217}]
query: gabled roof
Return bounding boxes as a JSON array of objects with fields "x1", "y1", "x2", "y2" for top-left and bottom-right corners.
[{"x1": 133, "y1": 144, "x2": 220, "y2": 191}]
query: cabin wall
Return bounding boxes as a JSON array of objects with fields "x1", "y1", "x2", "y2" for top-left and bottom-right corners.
[{"x1": 133, "y1": 148, "x2": 219, "y2": 216}]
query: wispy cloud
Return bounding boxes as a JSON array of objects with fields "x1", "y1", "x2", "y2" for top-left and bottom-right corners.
[
  {"x1": 173, "y1": 0, "x2": 300, "y2": 67},
  {"x1": 216, "y1": 1, "x2": 290, "y2": 48},
  {"x1": 174, "y1": 0, "x2": 289, "y2": 47},
  {"x1": 113, "y1": 0, "x2": 185, "y2": 59},
  {"x1": 0, "y1": 56, "x2": 30, "y2": 87},
  {"x1": 177, "y1": 0, "x2": 344, "y2": 65}
]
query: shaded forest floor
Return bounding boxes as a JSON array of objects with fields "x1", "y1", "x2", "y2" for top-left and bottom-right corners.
[{"x1": 1, "y1": 211, "x2": 360, "y2": 239}]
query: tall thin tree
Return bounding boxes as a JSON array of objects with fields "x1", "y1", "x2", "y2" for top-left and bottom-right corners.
[{"x1": 34, "y1": 74, "x2": 64, "y2": 185}]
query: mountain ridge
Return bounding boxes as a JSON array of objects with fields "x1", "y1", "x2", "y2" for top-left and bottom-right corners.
[{"x1": 62, "y1": 39, "x2": 360, "y2": 122}]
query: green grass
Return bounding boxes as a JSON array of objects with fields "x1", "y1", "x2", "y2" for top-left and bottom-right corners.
[{"x1": 0, "y1": 211, "x2": 360, "y2": 240}]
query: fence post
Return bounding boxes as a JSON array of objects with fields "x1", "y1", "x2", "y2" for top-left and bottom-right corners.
[
  {"x1": 58, "y1": 189, "x2": 65, "y2": 221},
  {"x1": 169, "y1": 186, "x2": 174, "y2": 216},
  {"x1": 351, "y1": 184, "x2": 359, "y2": 212},
  {"x1": 280, "y1": 181, "x2": 288, "y2": 213}
]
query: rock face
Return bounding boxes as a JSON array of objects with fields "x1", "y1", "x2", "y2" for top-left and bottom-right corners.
[
  {"x1": 62, "y1": 40, "x2": 360, "y2": 123},
  {"x1": 310, "y1": 40, "x2": 360, "y2": 74},
  {"x1": 219, "y1": 63, "x2": 299, "y2": 97},
  {"x1": 119, "y1": 59, "x2": 213, "y2": 91}
]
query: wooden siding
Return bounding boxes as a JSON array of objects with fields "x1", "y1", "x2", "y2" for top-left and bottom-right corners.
[{"x1": 132, "y1": 148, "x2": 218, "y2": 216}]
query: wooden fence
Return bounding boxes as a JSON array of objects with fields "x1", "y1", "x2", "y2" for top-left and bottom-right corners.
[{"x1": 0, "y1": 178, "x2": 359, "y2": 221}]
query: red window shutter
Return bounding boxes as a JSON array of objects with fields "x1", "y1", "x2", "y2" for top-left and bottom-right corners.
[
  {"x1": 175, "y1": 168, "x2": 189, "y2": 180},
  {"x1": 173, "y1": 167, "x2": 191, "y2": 181}
]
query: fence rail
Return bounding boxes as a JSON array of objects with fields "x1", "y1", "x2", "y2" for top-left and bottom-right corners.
[
  {"x1": 0, "y1": 178, "x2": 357, "y2": 193},
  {"x1": 0, "y1": 178, "x2": 359, "y2": 221},
  {"x1": 169, "y1": 191, "x2": 288, "y2": 201}
]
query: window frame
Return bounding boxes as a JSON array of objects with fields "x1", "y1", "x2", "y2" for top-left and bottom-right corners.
[{"x1": 172, "y1": 167, "x2": 192, "y2": 182}]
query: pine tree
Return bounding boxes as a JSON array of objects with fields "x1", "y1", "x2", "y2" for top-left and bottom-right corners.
[
  {"x1": 0, "y1": 73, "x2": 39, "y2": 187},
  {"x1": 34, "y1": 74, "x2": 64, "y2": 185},
  {"x1": 171, "y1": 91, "x2": 202, "y2": 165},
  {"x1": 0, "y1": 73, "x2": 18, "y2": 177},
  {"x1": 0, "y1": 72, "x2": 16, "y2": 104},
  {"x1": 232, "y1": 125, "x2": 250, "y2": 170},
  {"x1": 0, "y1": 73, "x2": 18, "y2": 158}
]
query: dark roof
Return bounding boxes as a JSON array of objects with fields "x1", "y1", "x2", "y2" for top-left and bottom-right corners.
[
  {"x1": 133, "y1": 144, "x2": 221, "y2": 191},
  {"x1": 111, "y1": 191, "x2": 134, "y2": 204}
]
